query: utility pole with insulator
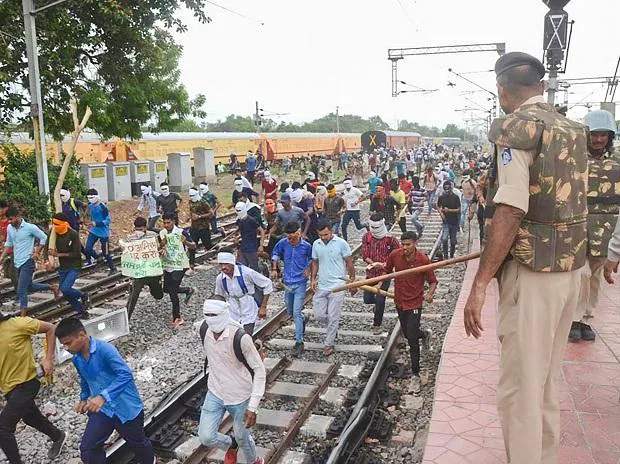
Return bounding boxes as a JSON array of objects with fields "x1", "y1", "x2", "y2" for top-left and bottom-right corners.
[{"x1": 542, "y1": 0, "x2": 573, "y2": 105}]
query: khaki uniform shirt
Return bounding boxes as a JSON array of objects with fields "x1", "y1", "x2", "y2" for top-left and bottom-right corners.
[{"x1": 0, "y1": 317, "x2": 40, "y2": 394}]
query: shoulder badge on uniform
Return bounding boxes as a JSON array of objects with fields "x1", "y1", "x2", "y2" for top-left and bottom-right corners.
[{"x1": 502, "y1": 148, "x2": 512, "y2": 166}]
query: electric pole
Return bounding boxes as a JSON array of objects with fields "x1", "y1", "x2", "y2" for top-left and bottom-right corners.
[
  {"x1": 255, "y1": 101, "x2": 263, "y2": 132},
  {"x1": 22, "y1": 0, "x2": 50, "y2": 196},
  {"x1": 336, "y1": 106, "x2": 340, "y2": 133}
]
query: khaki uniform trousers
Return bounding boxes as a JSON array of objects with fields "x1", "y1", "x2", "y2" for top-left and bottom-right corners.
[
  {"x1": 497, "y1": 260, "x2": 582, "y2": 464},
  {"x1": 574, "y1": 255, "x2": 606, "y2": 322}
]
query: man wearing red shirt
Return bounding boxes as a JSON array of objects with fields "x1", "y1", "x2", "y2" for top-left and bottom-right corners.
[
  {"x1": 361, "y1": 213, "x2": 401, "y2": 335},
  {"x1": 261, "y1": 171, "x2": 279, "y2": 201},
  {"x1": 384, "y1": 231, "x2": 437, "y2": 393},
  {"x1": 398, "y1": 174, "x2": 413, "y2": 195}
]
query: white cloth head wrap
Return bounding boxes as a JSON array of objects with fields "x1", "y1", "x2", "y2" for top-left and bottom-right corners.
[
  {"x1": 234, "y1": 180, "x2": 244, "y2": 192},
  {"x1": 217, "y1": 252, "x2": 236, "y2": 265},
  {"x1": 290, "y1": 189, "x2": 304, "y2": 204},
  {"x1": 199, "y1": 183, "x2": 209, "y2": 195},
  {"x1": 369, "y1": 218, "x2": 388, "y2": 240},
  {"x1": 160, "y1": 185, "x2": 170, "y2": 197},
  {"x1": 343, "y1": 180, "x2": 353, "y2": 189},
  {"x1": 140, "y1": 185, "x2": 152, "y2": 196},
  {"x1": 87, "y1": 194, "x2": 100, "y2": 204},
  {"x1": 263, "y1": 170, "x2": 272, "y2": 180},
  {"x1": 189, "y1": 188, "x2": 200, "y2": 202},
  {"x1": 235, "y1": 201, "x2": 248, "y2": 219},
  {"x1": 202, "y1": 299, "x2": 236, "y2": 333},
  {"x1": 59, "y1": 188, "x2": 70, "y2": 201},
  {"x1": 307, "y1": 171, "x2": 316, "y2": 180},
  {"x1": 316, "y1": 185, "x2": 327, "y2": 196}
]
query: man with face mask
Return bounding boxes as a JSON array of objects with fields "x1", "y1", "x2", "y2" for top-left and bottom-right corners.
[
  {"x1": 341, "y1": 178, "x2": 367, "y2": 241},
  {"x1": 199, "y1": 182, "x2": 222, "y2": 236},
  {"x1": 188, "y1": 187, "x2": 213, "y2": 272},
  {"x1": 214, "y1": 252, "x2": 272, "y2": 335},
  {"x1": 0, "y1": 207, "x2": 59, "y2": 316},
  {"x1": 84, "y1": 189, "x2": 116, "y2": 274},
  {"x1": 323, "y1": 184, "x2": 345, "y2": 235},
  {"x1": 45, "y1": 213, "x2": 90, "y2": 319},
  {"x1": 263, "y1": 199, "x2": 281, "y2": 256},
  {"x1": 156, "y1": 182, "x2": 182, "y2": 224},
  {"x1": 235, "y1": 202, "x2": 265, "y2": 272},
  {"x1": 261, "y1": 171, "x2": 278, "y2": 202},
  {"x1": 160, "y1": 213, "x2": 196, "y2": 327},
  {"x1": 196, "y1": 298, "x2": 266, "y2": 464},
  {"x1": 362, "y1": 213, "x2": 401, "y2": 335},
  {"x1": 311, "y1": 219, "x2": 357, "y2": 356},
  {"x1": 436, "y1": 181, "x2": 461, "y2": 259},
  {"x1": 232, "y1": 178, "x2": 260, "y2": 207},
  {"x1": 59, "y1": 187, "x2": 86, "y2": 233},
  {"x1": 134, "y1": 184, "x2": 160, "y2": 231},
  {"x1": 271, "y1": 222, "x2": 313, "y2": 356},
  {"x1": 569, "y1": 110, "x2": 620, "y2": 343}
]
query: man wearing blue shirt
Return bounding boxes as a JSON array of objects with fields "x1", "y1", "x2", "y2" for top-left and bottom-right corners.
[
  {"x1": 367, "y1": 171, "x2": 382, "y2": 197},
  {"x1": 271, "y1": 222, "x2": 313, "y2": 357},
  {"x1": 55, "y1": 317, "x2": 155, "y2": 464},
  {"x1": 84, "y1": 189, "x2": 116, "y2": 275},
  {"x1": 0, "y1": 207, "x2": 58, "y2": 316},
  {"x1": 245, "y1": 151, "x2": 257, "y2": 185},
  {"x1": 310, "y1": 219, "x2": 357, "y2": 356}
]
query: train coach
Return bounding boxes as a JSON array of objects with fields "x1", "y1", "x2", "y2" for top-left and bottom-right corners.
[
  {"x1": 2, "y1": 131, "x2": 363, "y2": 165},
  {"x1": 361, "y1": 130, "x2": 422, "y2": 152}
]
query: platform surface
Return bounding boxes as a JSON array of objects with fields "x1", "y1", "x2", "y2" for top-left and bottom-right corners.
[{"x1": 423, "y1": 246, "x2": 620, "y2": 464}]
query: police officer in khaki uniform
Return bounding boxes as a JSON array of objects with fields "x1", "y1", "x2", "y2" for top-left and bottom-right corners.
[
  {"x1": 569, "y1": 109, "x2": 619, "y2": 342},
  {"x1": 463, "y1": 52, "x2": 588, "y2": 464}
]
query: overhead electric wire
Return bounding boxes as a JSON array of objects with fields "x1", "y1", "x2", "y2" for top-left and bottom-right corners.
[
  {"x1": 204, "y1": 0, "x2": 264, "y2": 25},
  {"x1": 569, "y1": 84, "x2": 606, "y2": 110},
  {"x1": 394, "y1": 0, "x2": 416, "y2": 28}
]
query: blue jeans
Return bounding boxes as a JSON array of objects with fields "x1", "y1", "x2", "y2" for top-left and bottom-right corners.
[
  {"x1": 341, "y1": 210, "x2": 365, "y2": 241},
  {"x1": 441, "y1": 223, "x2": 459, "y2": 258},
  {"x1": 285, "y1": 281, "x2": 307, "y2": 343},
  {"x1": 80, "y1": 410, "x2": 154, "y2": 464},
  {"x1": 16, "y1": 258, "x2": 50, "y2": 309},
  {"x1": 426, "y1": 190, "x2": 436, "y2": 214},
  {"x1": 58, "y1": 268, "x2": 83, "y2": 312},
  {"x1": 84, "y1": 233, "x2": 115, "y2": 271},
  {"x1": 411, "y1": 208, "x2": 424, "y2": 234},
  {"x1": 331, "y1": 220, "x2": 341, "y2": 235},
  {"x1": 460, "y1": 198, "x2": 471, "y2": 227},
  {"x1": 210, "y1": 216, "x2": 218, "y2": 234},
  {"x1": 198, "y1": 392, "x2": 256, "y2": 463}
]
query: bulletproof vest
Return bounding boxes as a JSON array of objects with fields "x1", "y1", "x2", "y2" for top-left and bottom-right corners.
[
  {"x1": 484, "y1": 101, "x2": 588, "y2": 272},
  {"x1": 586, "y1": 153, "x2": 620, "y2": 257}
]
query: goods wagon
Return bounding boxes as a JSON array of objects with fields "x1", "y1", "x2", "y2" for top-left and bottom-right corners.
[
  {"x1": 361, "y1": 130, "x2": 422, "y2": 152},
  {"x1": 3, "y1": 132, "x2": 362, "y2": 165}
]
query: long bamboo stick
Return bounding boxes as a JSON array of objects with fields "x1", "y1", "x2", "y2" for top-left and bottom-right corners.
[{"x1": 331, "y1": 252, "x2": 481, "y2": 293}]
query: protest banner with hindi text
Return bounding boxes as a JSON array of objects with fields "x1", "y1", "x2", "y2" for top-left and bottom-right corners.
[{"x1": 120, "y1": 237, "x2": 163, "y2": 278}]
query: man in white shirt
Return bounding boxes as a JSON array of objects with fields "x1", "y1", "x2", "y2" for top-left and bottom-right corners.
[
  {"x1": 341, "y1": 178, "x2": 367, "y2": 241},
  {"x1": 197, "y1": 299, "x2": 266, "y2": 464},
  {"x1": 214, "y1": 252, "x2": 273, "y2": 335}
]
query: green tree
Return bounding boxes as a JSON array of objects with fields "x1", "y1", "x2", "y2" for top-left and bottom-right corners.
[
  {"x1": 0, "y1": 0, "x2": 209, "y2": 140},
  {"x1": 0, "y1": 144, "x2": 86, "y2": 225}
]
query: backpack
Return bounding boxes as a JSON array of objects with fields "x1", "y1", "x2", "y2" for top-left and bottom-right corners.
[
  {"x1": 221, "y1": 264, "x2": 263, "y2": 307},
  {"x1": 199, "y1": 321, "x2": 254, "y2": 378}
]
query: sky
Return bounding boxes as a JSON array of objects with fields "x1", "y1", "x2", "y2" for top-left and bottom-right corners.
[{"x1": 174, "y1": 0, "x2": 620, "y2": 132}]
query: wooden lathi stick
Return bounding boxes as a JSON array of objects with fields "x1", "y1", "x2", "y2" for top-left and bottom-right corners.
[
  {"x1": 360, "y1": 285, "x2": 395, "y2": 299},
  {"x1": 332, "y1": 252, "x2": 481, "y2": 293}
]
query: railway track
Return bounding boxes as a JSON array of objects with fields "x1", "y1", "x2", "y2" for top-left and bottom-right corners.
[{"x1": 105, "y1": 211, "x2": 445, "y2": 464}]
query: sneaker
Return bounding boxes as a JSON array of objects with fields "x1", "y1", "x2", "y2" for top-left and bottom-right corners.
[
  {"x1": 223, "y1": 447, "x2": 238, "y2": 464},
  {"x1": 581, "y1": 323, "x2": 596, "y2": 341},
  {"x1": 568, "y1": 321, "x2": 582, "y2": 343},
  {"x1": 372, "y1": 326, "x2": 383, "y2": 336},
  {"x1": 184, "y1": 287, "x2": 196, "y2": 305},
  {"x1": 409, "y1": 375, "x2": 422, "y2": 394},
  {"x1": 78, "y1": 311, "x2": 90, "y2": 320},
  {"x1": 421, "y1": 327, "x2": 433, "y2": 351},
  {"x1": 81, "y1": 292, "x2": 91, "y2": 311},
  {"x1": 48, "y1": 430, "x2": 66, "y2": 459},
  {"x1": 292, "y1": 342, "x2": 304, "y2": 357},
  {"x1": 171, "y1": 317, "x2": 184, "y2": 328}
]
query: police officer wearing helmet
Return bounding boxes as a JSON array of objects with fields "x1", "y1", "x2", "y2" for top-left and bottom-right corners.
[
  {"x1": 463, "y1": 52, "x2": 588, "y2": 464},
  {"x1": 569, "y1": 110, "x2": 620, "y2": 343}
]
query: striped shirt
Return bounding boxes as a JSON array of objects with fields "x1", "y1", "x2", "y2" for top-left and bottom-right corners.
[
  {"x1": 410, "y1": 188, "x2": 427, "y2": 209},
  {"x1": 361, "y1": 232, "x2": 401, "y2": 278}
]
